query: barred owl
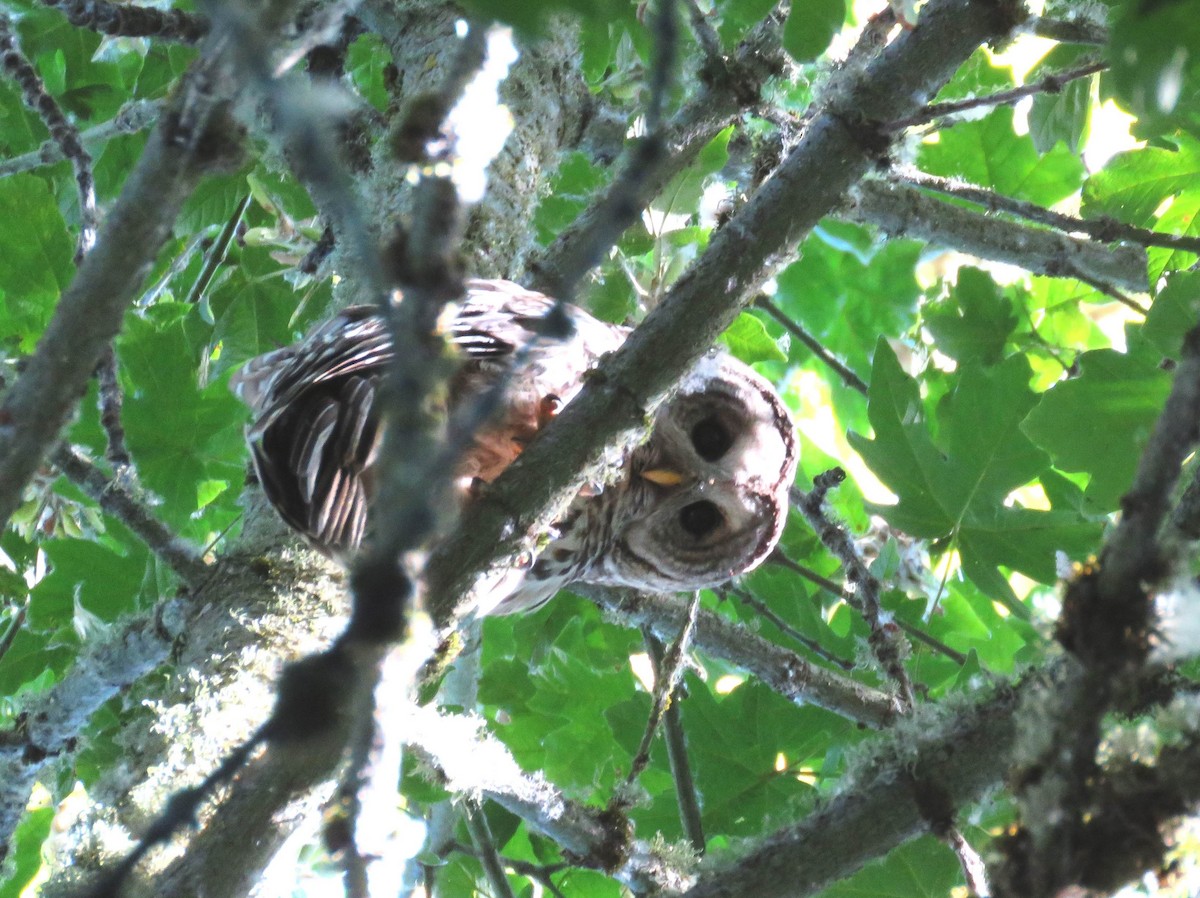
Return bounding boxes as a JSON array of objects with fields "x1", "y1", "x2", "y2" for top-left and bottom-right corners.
[{"x1": 231, "y1": 279, "x2": 797, "y2": 614}]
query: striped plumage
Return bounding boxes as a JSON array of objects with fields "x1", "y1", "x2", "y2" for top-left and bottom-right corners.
[{"x1": 231, "y1": 278, "x2": 797, "y2": 614}]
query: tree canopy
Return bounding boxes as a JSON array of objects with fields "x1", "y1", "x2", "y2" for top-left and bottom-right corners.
[{"x1": 1, "y1": 0, "x2": 1199, "y2": 896}]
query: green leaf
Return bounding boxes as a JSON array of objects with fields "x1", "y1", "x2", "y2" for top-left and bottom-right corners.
[
  {"x1": 480, "y1": 608, "x2": 644, "y2": 797},
  {"x1": 657, "y1": 126, "x2": 732, "y2": 217},
  {"x1": 179, "y1": 171, "x2": 251, "y2": 235},
  {"x1": 117, "y1": 307, "x2": 247, "y2": 533},
  {"x1": 919, "y1": 106, "x2": 1084, "y2": 206},
  {"x1": 682, "y1": 677, "x2": 846, "y2": 837},
  {"x1": 0, "y1": 174, "x2": 76, "y2": 352},
  {"x1": 1023, "y1": 341, "x2": 1173, "y2": 512},
  {"x1": 1107, "y1": 0, "x2": 1200, "y2": 140},
  {"x1": 715, "y1": 0, "x2": 778, "y2": 45},
  {"x1": 1081, "y1": 135, "x2": 1200, "y2": 225},
  {"x1": 16, "y1": 8, "x2": 127, "y2": 122},
  {"x1": 775, "y1": 228, "x2": 921, "y2": 378},
  {"x1": 1144, "y1": 270, "x2": 1200, "y2": 359},
  {"x1": 849, "y1": 345, "x2": 1096, "y2": 613},
  {"x1": 720, "y1": 312, "x2": 787, "y2": 364},
  {"x1": 346, "y1": 33, "x2": 393, "y2": 113},
  {"x1": 1028, "y1": 45, "x2": 1093, "y2": 154},
  {"x1": 815, "y1": 835, "x2": 966, "y2": 898},
  {"x1": 29, "y1": 536, "x2": 151, "y2": 629},
  {"x1": 534, "y1": 151, "x2": 609, "y2": 247},
  {"x1": 0, "y1": 805, "x2": 53, "y2": 898},
  {"x1": 783, "y1": 0, "x2": 846, "y2": 63},
  {"x1": 923, "y1": 267, "x2": 1018, "y2": 366}
]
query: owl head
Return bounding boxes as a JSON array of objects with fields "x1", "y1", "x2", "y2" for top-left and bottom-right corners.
[{"x1": 586, "y1": 349, "x2": 798, "y2": 594}]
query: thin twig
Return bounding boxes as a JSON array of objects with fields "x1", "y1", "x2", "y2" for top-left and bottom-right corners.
[
  {"x1": 754, "y1": 297, "x2": 868, "y2": 395},
  {"x1": 895, "y1": 168, "x2": 1200, "y2": 258},
  {"x1": 465, "y1": 800, "x2": 517, "y2": 898},
  {"x1": 40, "y1": 0, "x2": 208, "y2": 43},
  {"x1": 681, "y1": 0, "x2": 721, "y2": 65},
  {"x1": 646, "y1": 632, "x2": 706, "y2": 855},
  {"x1": 768, "y1": 550, "x2": 967, "y2": 666},
  {"x1": 0, "y1": 99, "x2": 160, "y2": 179},
  {"x1": 52, "y1": 444, "x2": 209, "y2": 587},
  {"x1": 186, "y1": 193, "x2": 251, "y2": 307},
  {"x1": 888, "y1": 60, "x2": 1106, "y2": 131},
  {"x1": 945, "y1": 827, "x2": 989, "y2": 897},
  {"x1": 0, "y1": 13, "x2": 97, "y2": 260},
  {"x1": 625, "y1": 592, "x2": 700, "y2": 790},
  {"x1": 94, "y1": 345, "x2": 130, "y2": 468},
  {"x1": 792, "y1": 471, "x2": 915, "y2": 708},
  {"x1": 1069, "y1": 267, "x2": 1150, "y2": 316},
  {"x1": 0, "y1": 600, "x2": 28, "y2": 667},
  {"x1": 450, "y1": 842, "x2": 571, "y2": 898},
  {"x1": 724, "y1": 584, "x2": 855, "y2": 671}
]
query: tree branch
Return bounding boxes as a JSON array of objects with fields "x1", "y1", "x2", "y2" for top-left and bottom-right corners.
[
  {"x1": 993, "y1": 329, "x2": 1200, "y2": 897},
  {"x1": 40, "y1": 0, "x2": 208, "y2": 44},
  {"x1": 0, "y1": 99, "x2": 159, "y2": 178},
  {"x1": 1025, "y1": 15, "x2": 1106, "y2": 46},
  {"x1": 51, "y1": 444, "x2": 209, "y2": 588},
  {"x1": 646, "y1": 631, "x2": 707, "y2": 854},
  {"x1": 792, "y1": 470, "x2": 915, "y2": 709},
  {"x1": 888, "y1": 59, "x2": 1105, "y2": 131},
  {"x1": 754, "y1": 297, "x2": 869, "y2": 395},
  {"x1": 582, "y1": 586, "x2": 901, "y2": 727},
  {"x1": 895, "y1": 168, "x2": 1200, "y2": 259},
  {"x1": 526, "y1": 12, "x2": 786, "y2": 298},
  {"x1": 843, "y1": 177, "x2": 1150, "y2": 294}
]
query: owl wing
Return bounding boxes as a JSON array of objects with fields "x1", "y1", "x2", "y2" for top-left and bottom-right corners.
[
  {"x1": 230, "y1": 306, "x2": 390, "y2": 555},
  {"x1": 229, "y1": 279, "x2": 621, "y2": 560}
]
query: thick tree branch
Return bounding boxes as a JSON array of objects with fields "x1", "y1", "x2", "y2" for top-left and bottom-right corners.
[
  {"x1": 843, "y1": 177, "x2": 1150, "y2": 294},
  {"x1": 992, "y1": 330, "x2": 1200, "y2": 897},
  {"x1": 0, "y1": 609, "x2": 178, "y2": 864},
  {"x1": 1026, "y1": 15, "x2": 1106, "y2": 45}
]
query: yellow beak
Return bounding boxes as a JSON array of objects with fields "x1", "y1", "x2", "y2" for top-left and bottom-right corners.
[{"x1": 640, "y1": 468, "x2": 686, "y2": 487}]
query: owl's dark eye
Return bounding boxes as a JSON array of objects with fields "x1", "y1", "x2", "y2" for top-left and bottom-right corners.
[
  {"x1": 679, "y1": 500, "x2": 723, "y2": 538},
  {"x1": 691, "y1": 415, "x2": 733, "y2": 462}
]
